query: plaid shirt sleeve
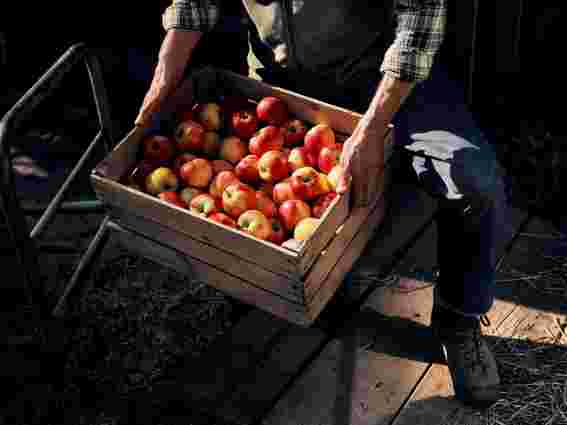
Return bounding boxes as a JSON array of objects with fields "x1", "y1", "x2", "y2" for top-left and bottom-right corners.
[
  {"x1": 380, "y1": 0, "x2": 447, "y2": 83},
  {"x1": 162, "y1": 0, "x2": 221, "y2": 32}
]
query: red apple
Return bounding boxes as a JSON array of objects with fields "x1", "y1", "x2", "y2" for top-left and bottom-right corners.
[
  {"x1": 268, "y1": 218, "x2": 287, "y2": 245},
  {"x1": 219, "y1": 136, "x2": 248, "y2": 164},
  {"x1": 211, "y1": 159, "x2": 234, "y2": 175},
  {"x1": 249, "y1": 125, "x2": 284, "y2": 157},
  {"x1": 145, "y1": 167, "x2": 179, "y2": 195},
  {"x1": 222, "y1": 182, "x2": 257, "y2": 218},
  {"x1": 327, "y1": 165, "x2": 343, "y2": 191},
  {"x1": 294, "y1": 217, "x2": 320, "y2": 241},
  {"x1": 235, "y1": 154, "x2": 260, "y2": 185},
  {"x1": 209, "y1": 170, "x2": 239, "y2": 198},
  {"x1": 128, "y1": 159, "x2": 158, "y2": 187},
  {"x1": 282, "y1": 119, "x2": 308, "y2": 146},
  {"x1": 256, "y1": 96, "x2": 289, "y2": 126},
  {"x1": 193, "y1": 102, "x2": 223, "y2": 131},
  {"x1": 278, "y1": 199, "x2": 312, "y2": 232},
  {"x1": 172, "y1": 153, "x2": 197, "y2": 177},
  {"x1": 142, "y1": 135, "x2": 176, "y2": 163},
  {"x1": 272, "y1": 180, "x2": 299, "y2": 204},
  {"x1": 318, "y1": 144, "x2": 342, "y2": 174},
  {"x1": 190, "y1": 193, "x2": 218, "y2": 216},
  {"x1": 231, "y1": 109, "x2": 259, "y2": 139},
  {"x1": 202, "y1": 131, "x2": 221, "y2": 158},
  {"x1": 176, "y1": 109, "x2": 194, "y2": 124},
  {"x1": 255, "y1": 191, "x2": 277, "y2": 218},
  {"x1": 179, "y1": 158, "x2": 213, "y2": 188},
  {"x1": 179, "y1": 187, "x2": 203, "y2": 207},
  {"x1": 237, "y1": 210, "x2": 272, "y2": 240},
  {"x1": 290, "y1": 166, "x2": 324, "y2": 200},
  {"x1": 258, "y1": 150, "x2": 289, "y2": 183},
  {"x1": 208, "y1": 212, "x2": 237, "y2": 228},
  {"x1": 312, "y1": 192, "x2": 338, "y2": 218},
  {"x1": 288, "y1": 146, "x2": 313, "y2": 172},
  {"x1": 304, "y1": 123, "x2": 336, "y2": 156},
  {"x1": 175, "y1": 120, "x2": 205, "y2": 153},
  {"x1": 158, "y1": 191, "x2": 187, "y2": 209}
]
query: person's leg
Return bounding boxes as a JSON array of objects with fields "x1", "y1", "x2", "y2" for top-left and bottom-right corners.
[{"x1": 390, "y1": 60, "x2": 508, "y2": 407}]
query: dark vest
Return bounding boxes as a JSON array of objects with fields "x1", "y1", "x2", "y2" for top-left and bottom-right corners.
[{"x1": 244, "y1": 0, "x2": 395, "y2": 111}]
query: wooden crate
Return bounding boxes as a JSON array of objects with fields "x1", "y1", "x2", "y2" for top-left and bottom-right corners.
[{"x1": 91, "y1": 67, "x2": 393, "y2": 326}]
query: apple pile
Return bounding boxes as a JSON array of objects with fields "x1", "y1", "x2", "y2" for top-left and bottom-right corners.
[{"x1": 122, "y1": 95, "x2": 345, "y2": 248}]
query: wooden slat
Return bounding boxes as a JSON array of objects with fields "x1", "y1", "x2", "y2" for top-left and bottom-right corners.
[
  {"x1": 111, "y1": 208, "x2": 305, "y2": 303},
  {"x1": 305, "y1": 195, "x2": 387, "y2": 323},
  {"x1": 93, "y1": 176, "x2": 300, "y2": 277},
  {"x1": 109, "y1": 221, "x2": 312, "y2": 326}
]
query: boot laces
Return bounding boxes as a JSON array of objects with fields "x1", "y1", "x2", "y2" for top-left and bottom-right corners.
[{"x1": 458, "y1": 315, "x2": 491, "y2": 372}]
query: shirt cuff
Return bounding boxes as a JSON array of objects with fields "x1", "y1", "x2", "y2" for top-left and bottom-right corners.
[
  {"x1": 162, "y1": 3, "x2": 220, "y2": 33},
  {"x1": 380, "y1": 44, "x2": 435, "y2": 83}
]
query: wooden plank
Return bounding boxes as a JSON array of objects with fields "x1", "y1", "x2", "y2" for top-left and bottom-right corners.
[
  {"x1": 108, "y1": 221, "x2": 312, "y2": 326},
  {"x1": 264, "y1": 280, "x2": 435, "y2": 425},
  {"x1": 111, "y1": 207, "x2": 305, "y2": 303},
  {"x1": 93, "y1": 176, "x2": 300, "y2": 278}
]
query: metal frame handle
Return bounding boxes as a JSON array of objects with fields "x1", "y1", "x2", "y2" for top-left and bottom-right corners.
[{"x1": 0, "y1": 42, "x2": 115, "y2": 315}]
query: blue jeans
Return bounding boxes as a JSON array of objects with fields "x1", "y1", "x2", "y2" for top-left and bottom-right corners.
[{"x1": 390, "y1": 63, "x2": 507, "y2": 316}]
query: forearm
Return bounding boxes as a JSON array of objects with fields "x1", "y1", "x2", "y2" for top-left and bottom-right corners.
[
  {"x1": 158, "y1": 29, "x2": 202, "y2": 67},
  {"x1": 360, "y1": 74, "x2": 414, "y2": 135}
]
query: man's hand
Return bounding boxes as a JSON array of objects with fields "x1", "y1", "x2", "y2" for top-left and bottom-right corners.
[
  {"x1": 337, "y1": 73, "x2": 415, "y2": 206},
  {"x1": 135, "y1": 30, "x2": 202, "y2": 128},
  {"x1": 337, "y1": 119, "x2": 387, "y2": 206}
]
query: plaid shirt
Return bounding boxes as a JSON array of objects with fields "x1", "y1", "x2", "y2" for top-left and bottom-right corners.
[{"x1": 162, "y1": 0, "x2": 446, "y2": 83}]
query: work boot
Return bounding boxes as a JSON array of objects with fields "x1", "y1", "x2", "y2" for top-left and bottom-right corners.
[{"x1": 431, "y1": 303, "x2": 501, "y2": 408}]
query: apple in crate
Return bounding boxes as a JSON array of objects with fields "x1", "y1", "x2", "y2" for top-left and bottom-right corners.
[
  {"x1": 278, "y1": 199, "x2": 311, "y2": 232},
  {"x1": 268, "y1": 218, "x2": 287, "y2": 245},
  {"x1": 255, "y1": 191, "x2": 277, "y2": 218},
  {"x1": 256, "y1": 96, "x2": 289, "y2": 126},
  {"x1": 273, "y1": 180, "x2": 299, "y2": 204},
  {"x1": 327, "y1": 165, "x2": 343, "y2": 191},
  {"x1": 193, "y1": 102, "x2": 223, "y2": 131},
  {"x1": 209, "y1": 212, "x2": 237, "y2": 228},
  {"x1": 179, "y1": 187, "x2": 202, "y2": 207},
  {"x1": 282, "y1": 119, "x2": 308, "y2": 146},
  {"x1": 318, "y1": 144, "x2": 342, "y2": 174},
  {"x1": 202, "y1": 131, "x2": 221, "y2": 158},
  {"x1": 290, "y1": 166, "x2": 324, "y2": 200},
  {"x1": 145, "y1": 167, "x2": 179, "y2": 195},
  {"x1": 288, "y1": 146, "x2": 314, "y2": 172},
  {"x1": 235, "y1": 154, "x2": 260, "y2": 185},
  {"x1": 209, "y1": 170, "x2": 239, "y2": 198},
  {"x1": 304, "y1": 124, "x2": 336, "y2": 156},
  {"x1": 158, "y1": 191, "x2": 186, "y2": 209},
  {"x1": 173, "y1": 153, "x2": 197, "y2": 177},
  {"x1": 237, "y1": 210, "x2": 272, "y2": 240},
  {"x1": 294, "y1": 217, "x2": 321, "y2": 241},
  {"x1": 190, "y1": 193, "x2": 219, "y2": 217},
  {"x1": 175, "y1": 120, "x2": 205, "y2": 152},
  {"x1": 180, "y1": 158, "x2": 213, "y2": 188},
  {"x1": 128, "y1": 159, "x2": 158, "y2": 187},
  {"x1": 142, "y1": 135, "x2": 175, "y2": 163},
  {"x1": 317, "y1": 173, "x2": 332, "y2": 195},
  {"x1": 258, "y1": 150, "x2": 289, "y2": 183},
  {"x1": 312, "y1": 192, "x2": 337, "y2": 218},
  {"x1": 249, "y1": 126, "x2": 284, "y2": 157},
  {"x1": 222, "y1": 182, "x2": 257, "y2": 218},
  {"x1": 258, "y1": 182, "x2": 275, "y2": 198},
  {"x1": 220, "y1": 136, "x2": 248, "y2": 164},
  {"x1": 211, "y1": 159, "x2": 234, "y2": 175},
  {"x1": 230, "y1": 109, "x2": 259, "y2": 139}
]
